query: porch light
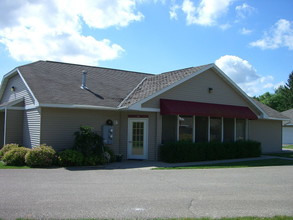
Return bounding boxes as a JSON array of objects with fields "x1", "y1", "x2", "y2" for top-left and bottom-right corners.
[
  {"x1": 11, "y1": 86, "x2": 15, "y2": 92},
  {"x1": 208, "y1": 87, "x2": 213, "y2": 93}
]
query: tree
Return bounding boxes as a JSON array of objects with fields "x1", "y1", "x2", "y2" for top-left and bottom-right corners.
[{"x1": 255, "y1": 71, "x2": 293, "y2": 112}]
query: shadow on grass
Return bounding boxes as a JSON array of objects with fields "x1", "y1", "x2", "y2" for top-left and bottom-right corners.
[{"x1": 154, "y1": 158, "x2": 293, "y2": 170}]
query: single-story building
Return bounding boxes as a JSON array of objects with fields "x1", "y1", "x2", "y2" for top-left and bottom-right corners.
[
  {"x1": 0, "y1": 61, "x2": 287, "y2": 160},
  {"x1": 282, "y1": 109, "x2": 293, "y2": 145}
]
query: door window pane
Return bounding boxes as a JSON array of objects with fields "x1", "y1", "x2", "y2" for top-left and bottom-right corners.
[
  {"x1": 132, "y1": 122, "x2": 144, "y2": 155},
  {"x1": 236, "y1": 119, "x2": 246, "y2": 141},
  {"x1": 224, "y1": 118, "x2": 234, "y2": 142},
  {"x1": 210, "y1": 117, "x2": 222, "y2": 142},
  {"x1": 179, "y1": 115, "x2": 193, "y2": 141},
  {"x1": 195, "y1": 117, "x2": 208, "y2": 142}
]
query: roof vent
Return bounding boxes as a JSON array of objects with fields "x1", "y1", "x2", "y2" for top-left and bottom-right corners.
[{"x1": 81, "y1": 70, "x2": 88, "y2": 89}]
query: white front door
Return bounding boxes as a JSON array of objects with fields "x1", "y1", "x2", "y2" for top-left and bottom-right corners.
[{"x1": 127, "y1": 118, "x2": 148, "y2": 159}]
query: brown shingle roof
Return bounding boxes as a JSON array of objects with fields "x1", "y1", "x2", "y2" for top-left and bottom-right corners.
[
  {"x1": 18, "y1": 61, "x2": 151, "y2": 107},
  {"x1": 14, "y1": 61, "x2": 287, "y2": 121}
]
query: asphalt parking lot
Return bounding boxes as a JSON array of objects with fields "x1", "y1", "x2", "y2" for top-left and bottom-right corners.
[{"x1": 0, "y1": 165, "x2": 293, "y2": 219}]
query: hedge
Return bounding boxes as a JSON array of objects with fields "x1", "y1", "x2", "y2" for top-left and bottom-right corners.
[{"x1": 160, "y1": 140, "x2": 261, "y2": 163}]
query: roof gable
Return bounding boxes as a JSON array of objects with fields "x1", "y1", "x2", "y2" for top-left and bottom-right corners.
[{"x1": 120, "y1": 64, "x2": 212, "y2": 108}]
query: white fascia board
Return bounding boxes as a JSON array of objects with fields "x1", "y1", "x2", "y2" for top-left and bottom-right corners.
[
  {"x1": 0, "y1": 68, "x2": 18, "y2": 100},
  {"x1": 212, "y1": 64, "x2": 268, "y2": 119},
  {"x1": 128, "y1": 64, "x2": 214, "y2": 110},
  {"x1": 39, "y1": 103, "x2": 118, "y2": 111},
  {"x1": 16, "y1": 68, "x2": 40, "y2": 106}
]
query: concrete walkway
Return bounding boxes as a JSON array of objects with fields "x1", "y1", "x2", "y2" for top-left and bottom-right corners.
[{"x1": 103, "y1": 154, "x2": 293, "y2": 170}]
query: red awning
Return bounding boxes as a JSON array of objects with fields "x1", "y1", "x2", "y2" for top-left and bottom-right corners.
[{"x1": 160, "y1": 99, "x2": 258, "y2": 120}]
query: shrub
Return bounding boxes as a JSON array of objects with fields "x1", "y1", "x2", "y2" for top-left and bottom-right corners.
[
  {"x1": 73, "y1": 126, "x2": 104, "y2": 157},
  {"x1": 25, "y1": 144, "x2": 56, "y2": 167},
  {"x1": 84, "y1": 155, "x2": 107, "y2": 166},
  {"x1": 103, "y1": 145, "x2": 116, "y2": 162},
  {"x1": 0, "y1": 143, "x2": 20, "y2": 158},
  {"x1": 160, "y1": 140, "x2": 261, "y2": 163},
  {"x1": 2, "y1": 147, "x2": 30, "y2": 166},
  {"x1": 58, "y1": 149, "x2": 84, "y2": 167}
]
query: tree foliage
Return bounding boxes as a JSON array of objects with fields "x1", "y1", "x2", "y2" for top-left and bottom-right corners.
[{"x1": 255, "y1": 71, "x2": 293, "y2": 112}]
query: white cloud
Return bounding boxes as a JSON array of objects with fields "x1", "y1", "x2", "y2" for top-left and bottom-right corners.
[
  {"x1": 215, "y1": 55, "x2": 279, "y2": 96},
  {"x1": 250, "y1": 19, "x2": 293, "y2": 50},
  {"x1": 0, "y1": 0, "x2": 143, "y2": 65},
  {"x1": 181, "y1": 0, "x2": 234, "y2": 26},
  {"x1": 169, "y1": 4, "x2": 180, "y2": 20},
  {"x1": 235, "y1": 3, "x2": 255, "y2": 20},
  {"x1": 240, "y1": 27, "x2": 252, "y2": 35}
]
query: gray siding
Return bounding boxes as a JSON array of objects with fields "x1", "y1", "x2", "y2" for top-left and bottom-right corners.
[
  {"x1": 41, "y1": 108, "x2": 120, "y2": 152},
  {"x1": 142, "y1": 69, "x2": 258, "y2": 112},
  {"x1": 248, "y1": 119, "x2": 282, "y2": 153},
  {"x1": 0, "y1": 112, "x2": 4, "y2": 147},
  {"x1": 0, "y1": 74, "x2": 35, "y2": 106},
  {"x1": 5, "y1": 110, "x2": 23, "y2": 146},
  {"x1": 23, "y1": 108, "x2": 41, "y2": 148},
  {"x1": 120, "y1": 111, "x2": 158, "y2": 160}
]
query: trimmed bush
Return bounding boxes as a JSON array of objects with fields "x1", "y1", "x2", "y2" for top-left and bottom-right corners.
[
  {"x1": 0, "y1": 143, "x2": 20, "y2": 158},
  {"x1": 160, "y1": 140, "x2": 261, "y2": 163},
  {"x1": 25, "y1": 144, "x2": 56, "y2": 167},
  {"x1": 58, "y1": 149, "x2": 84, "y2": 167},
  {"x1": 2, "y1": 147, "x2": 30, "y2": 166}
]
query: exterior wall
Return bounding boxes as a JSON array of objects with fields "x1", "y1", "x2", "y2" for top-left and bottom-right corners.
[
  {"x1": 41, "y1": 108, "x2": 159, "y2": 160},
  {"x1": 283, "y1": 126, "x2": 293, "y2": 145},
  {"x1": 23, "y1": 108, "x2": 41, "y2": 148},
  {"x1": 5, "y1": 110, "x2": 23, "y2": 146},
  {"x1": 142, "y1": 69, "x2": 257, "y2": 111},
  {"x1": 248, "y1": 119, "x2": 282, "y2": 153},
  {"x1": 40, "y1": 108, "x2": 120, "y2": 152},
  {"x1": 119, "y1": 111, "x2": 158, "y2": 160},
  {"x1": 0, "y1": 74, "x2": 35, "y2": 106}
]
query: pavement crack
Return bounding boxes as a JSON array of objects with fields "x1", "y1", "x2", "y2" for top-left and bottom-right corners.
[{"x1": 188, "y1": 198, "x2": 196, "y2": 216}]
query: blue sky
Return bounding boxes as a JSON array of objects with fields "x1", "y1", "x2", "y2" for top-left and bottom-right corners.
[{"x1": 0, "y1": 0, "x2": 292, "y2": 96}]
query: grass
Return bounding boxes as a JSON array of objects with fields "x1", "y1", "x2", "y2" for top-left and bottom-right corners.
[
  {"x1": 0, "y1": 161, "x2": 30, "y2": 169},
  {"x1": 264, "y1": 152, "x2": 293, "y2": 159},
  {"x1": 283, "y1": 145, "x2": 293, "y2": 149},
  {"x1": 154, "y1": 158, "x2": 293, "y2": 170}
]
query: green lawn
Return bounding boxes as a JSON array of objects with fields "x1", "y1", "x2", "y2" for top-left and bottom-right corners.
[
  {"x1": 154, "y1": 158, "x2": 293, "y2": 170},
  {"x1": 0, "y1": 161, "x2": 30, "y2": 169},
  {"x1": 283, "y1": 145, "x2": 293, "y2": 149},
  {"x1": 265, "y1": 152, "x2": 293, "y2": 159}
]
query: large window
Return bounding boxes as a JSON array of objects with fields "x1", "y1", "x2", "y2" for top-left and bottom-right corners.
[
  {"x1": 161, "y1": 115, "x2": 247, "y2": 144},
  {"x1": 162, "y1": 115, "x2": 177, "y2": 144},
  {"x1": 236, "y1": 119, "x2": 246, "y2": 141},
  {"x1": 179, "y1": 115, "x2": 193, "y2": 141},
  {"x1": 224, "y1": 118, "x2": 234, "y2": 142},
  {"x1": 210, "y1": 117, "x2": 222, "y2": 142},
  {"x1": 195, "y1": 117, "x2": 208, "y2": 142}
]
